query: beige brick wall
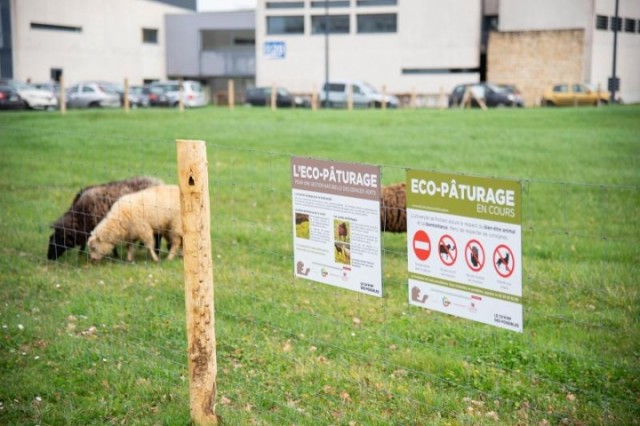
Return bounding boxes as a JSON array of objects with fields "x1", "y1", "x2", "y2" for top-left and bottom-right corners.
[{"x1": 488, "y1": 29, "x2": 585, "y2": 107}]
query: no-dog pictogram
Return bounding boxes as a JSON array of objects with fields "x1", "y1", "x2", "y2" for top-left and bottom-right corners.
[
  {"x1": 465, "y1": 239, "x2": 485, "y2": 272},
  {"x1": 413, "y1": 230, "x2": 431, "y2": 261},
  {"x1": 493, "y1": 244, "x2": 515, "y2": 278},
  {"x1": 438, "y1": 234, "x2": 457, "y2": 266}
]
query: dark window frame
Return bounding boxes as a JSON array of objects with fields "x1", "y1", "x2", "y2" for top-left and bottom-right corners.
[
  {"x1": 142, "y1": 28, "x2": 158, "y2": 44},
  {"x1": 356, "y1": 13, "x2": 397, "y2": 33},
  {"x1": 357, "y1": 0, "x2": 397, "y2": 6},
  {"x1": 311, "y1": 1, "x2": 350, "y2": 7},
  {"x1": 311, "y1": 14, "x2": 350, "y2": 34},
  {"x1": 266, "y1": 1, "x2": 304, "y2": 9},
  {"x1": 30, "y1": 22, "x2": 81, "y2": 33},
  {"x1": 624, "y1": 18, "x2": 635, "y2": 33},
  {"x1": 610, "y1": 16, "x2": 622, "y2": 31},
  {"x1": 595, "y1": 15, "x2": 608, "y2": 30},
  {"x1": 266, "y1": 15, "x2": 305, "y2": 35}
]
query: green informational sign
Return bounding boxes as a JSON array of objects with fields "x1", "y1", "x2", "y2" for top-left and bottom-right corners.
[{"x1": 406, "y1": 169, "x2": 523, "y2": 333}]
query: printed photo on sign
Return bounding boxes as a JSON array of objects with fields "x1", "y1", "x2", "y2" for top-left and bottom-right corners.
[
  {"x1": 406, "y1": 169, "x2": 523, "y2": 332},
  {"x1": 291, "y1": 157, "x2": 382, "y2": 297}
]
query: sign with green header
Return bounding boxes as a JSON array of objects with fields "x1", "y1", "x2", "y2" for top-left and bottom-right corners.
[{"x1": 406, "y1": 169, "x2": 523, "y2": 332}]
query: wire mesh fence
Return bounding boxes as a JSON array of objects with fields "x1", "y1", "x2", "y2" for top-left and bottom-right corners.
[{"x1": 1, "y1": 125, "x2": 638, "y2": 425}]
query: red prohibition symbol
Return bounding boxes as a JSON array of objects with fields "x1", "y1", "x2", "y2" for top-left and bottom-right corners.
[
  {"x1": 438, "y1": 234, "x2": 457, "y2": 266},
  {"x1": 413, "y1": 230, "x2": 431, "y2": 261},
  {"x1": 465, "y1": 239, "x2": 485, "y2": 272},
  {"x1": 493, "y1": 244, "x2": 515, "y2": 278}
]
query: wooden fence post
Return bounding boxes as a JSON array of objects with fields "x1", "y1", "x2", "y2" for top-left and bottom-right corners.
[
  {"x1": 382, "y1": 85, "x2": 387, "y2": 110},
  {"x1": 227, "y1": 79, "x2": 235, "y2": 111},
  {"x1": 311, "y1": 84, "x2": 318, "y2": 111},
  {"x1": 176, "y1": 140, "x2": 218, "y2": 426},
  {"x1": 271, "y1": 83, "x2": 277, "y2": 111},
  {"x1": 59, "y1": 76, "x2": 66, "y2": 115},
  {"x1": 124, "y1": 78, "x2": 130, "y2": 113}
]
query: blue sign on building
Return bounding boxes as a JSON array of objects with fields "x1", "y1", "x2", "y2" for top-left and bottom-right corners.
[{"x1": 264, "y1": 41, "x2": 286, "y2": 59}]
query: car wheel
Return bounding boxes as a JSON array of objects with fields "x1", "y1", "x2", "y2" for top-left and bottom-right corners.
[
  {"x1": 543, "y1": 99, "x2": 555, "y2": 107},
  {"x1": 88, "y1": 101, "x2": 101, "y2": 108}
]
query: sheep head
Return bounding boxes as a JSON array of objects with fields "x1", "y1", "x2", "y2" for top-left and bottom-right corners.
[{"x1": 87, "y1": 233, "x2": 114, "y2": 261}]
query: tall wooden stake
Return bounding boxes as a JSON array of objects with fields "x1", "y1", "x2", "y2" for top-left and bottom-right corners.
[{"x1": 176, "y1": 140, "x2": 218, "y2": 426}]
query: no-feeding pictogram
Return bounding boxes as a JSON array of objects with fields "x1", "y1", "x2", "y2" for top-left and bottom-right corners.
[
  {"x1": 438, "y1": 234, "x2": 457, "y2": 266},
  {"x1": 493, "y1": 244, "x2": 515, "y2": 278},
  {"x1": 465, "y1": 239, "x2": 485, "y2": 272},
  {"x1": 413, "y1": 230, "x2": 431, "y2": 261}
]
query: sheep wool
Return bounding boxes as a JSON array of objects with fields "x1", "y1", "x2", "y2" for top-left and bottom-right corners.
[
  {"x1": 88, "y1": 184, "x2": 182, "y2": 262},
  {"x1": 380, "y1": 182, "x2": 407, "y2": 233},
  {"x1": 48, "y1": 176, "x2": 164, "y2": 260}
]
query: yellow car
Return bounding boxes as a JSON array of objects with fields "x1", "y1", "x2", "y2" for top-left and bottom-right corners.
[{"x1": 541, "y1": 83, "x2": 609, "y2": 106}]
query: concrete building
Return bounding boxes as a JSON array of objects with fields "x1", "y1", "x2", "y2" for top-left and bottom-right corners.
[
  {"x1": 488, "y1": 0, "x2": 640, "y2": 105},
  {"x1": 256, "y1": 0, "x2": 483, "y2": 98},
  {"x1": 0, "y1": 0, "x2": 196, "y2": 85},
  {"x1": 165, "y1": 10, "x2": 255, "y2": 101}
]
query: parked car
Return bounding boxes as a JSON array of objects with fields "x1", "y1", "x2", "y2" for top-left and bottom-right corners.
[
  {"x1": 449, "y1": 82, "x2": 524, "y2": 108},
  {"x1": 148, "y1": 80, "x2": 207, "y2": 107},
  {"x1": 66, "y1": 81, "x2": 121, "y2": 108},
  {"x1": 146, "y1": 85, "x2": 171, "y2": 107},
  {"x1": 245, "y1": 87, "x2": 310, "y2": 108},
  {"x1": 319, "y1": 80, "x2": 399, "y2": 108},
  {"x1": 128, "y1": 85, "x2": 150, "y2": 107},
  {"x1": 0, "y1": 79, "x2": 58, "y2": 110},
  {"x1": 0, "y1": 84, "x2": 26, "y2": 110},
  {"x1": 541, "y1": 83, "x2": 609, "y2": 106},
  {"x1": 33, "y1": 81, "x2": 61, "y2": 103}
]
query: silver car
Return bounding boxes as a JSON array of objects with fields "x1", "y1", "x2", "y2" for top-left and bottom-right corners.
[
  {"x1": 0, "y1": 79, "x2": 58, "y2": 110},
  {"x1": 66, "y1": 82, "x2": 121, "y2": 108},
  {"x1": 148, "y1": 80, "x2": 207, "y2": 108}
]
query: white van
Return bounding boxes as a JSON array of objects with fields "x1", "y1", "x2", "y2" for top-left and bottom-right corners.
[
  {"x1": 149, "y1": 80, "x2": 207, "y2": 108},
  {"x1": 318, "y1": 80, "x2": 399, "y2": 108}
]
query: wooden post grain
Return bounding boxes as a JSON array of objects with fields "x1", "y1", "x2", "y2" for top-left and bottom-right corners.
[{"x1": 176, "y1": 140, "x2": 218, "y2": 426}]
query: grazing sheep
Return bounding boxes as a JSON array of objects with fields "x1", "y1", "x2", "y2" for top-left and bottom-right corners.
[
  {"x1": 47, "y1": 176, "x2": 164, "y2": 260},
  {"x1": 88, "y1": 185, "x2": 182, "y2": 262},
  {"x1": 380, "y1": 182, "x2": 406, "y2": 233}
]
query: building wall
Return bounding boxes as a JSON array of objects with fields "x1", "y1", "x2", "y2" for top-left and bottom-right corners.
[
  {"x1": 165, "y1": 10, "x2": 255, "y2": 78},
  {"x1": 488, "y1": 29, "x2": 585, "y2": 106},
  {"x1": 256, "y1": 0, "x2": 483, "y2": 95},
  {"x1": 10, "y1": 0, "x2": 192, "y2": 85},
  {"x1": 497, "y1": 0, "x2": 640, "y2": 103}
]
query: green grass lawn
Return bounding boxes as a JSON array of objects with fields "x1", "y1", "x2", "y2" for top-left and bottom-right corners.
[{"x1": 0, "y1": 105, "x2": 639, "y2": 425}]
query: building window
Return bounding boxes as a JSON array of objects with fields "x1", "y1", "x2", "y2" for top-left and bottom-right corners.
[
  {"x1": 142, "y1": 28, "x2": 158, "y2": 44},
  {"x1": 595, "y1": 15, "x2": 608, "y2": 30},
  {"x1": 610, "y1": 16, "x2": 622, "y2": 31},
  {"x1": 30, "y1": 22, "x2": 81, "y2": 33},
  {"x1": 311, "y1": 15, "x2": 350, "y2": 34},
  {"x1": 266, "y1": 1, "x2": 304, "y2": 8},
  {"x1": 311, "y1": 1, "x2": 350, "y2": 7},
  {"x1": 267, "y1": 16, "x2": 305, "y2": 35},
  {"x1": 357, "y1": 0, "x2": 397, "y2": 5},
  {"x1": 357, "y1": 13, "x2": 396, "y2": 33},
  {"x1": 624, "y1": 18, "x2": 636, "y2": 33}
]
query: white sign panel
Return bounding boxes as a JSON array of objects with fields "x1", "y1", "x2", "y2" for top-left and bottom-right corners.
[
  {"x1": 406, "y1": 170, "x2": 523, "y2": 332},
  {"x1": 292, "y1": 157, "x2": 382, "y2": 297},
  {"x1": 264, "y1": 41, "x2": 286, "y2": 59}
]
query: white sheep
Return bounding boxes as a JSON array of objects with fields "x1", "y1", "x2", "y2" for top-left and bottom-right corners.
[{"x1": 88, "y1": 185, "x2": 182, "y2": 262}]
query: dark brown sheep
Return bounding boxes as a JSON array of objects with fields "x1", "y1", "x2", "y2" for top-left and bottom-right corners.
[
  {"x1": 47, "y1": 176, "x2": 164, "y2": 260},
  {"x1": 380, "y1": 182, "x2": 406, "y2": 233}
]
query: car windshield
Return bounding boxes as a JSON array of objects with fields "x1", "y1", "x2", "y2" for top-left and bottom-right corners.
[
  {"x1": 486, "y1": 83, "x2": 507, "y2": 93},
  {"x1": 11, "y1": 81, "x2": 37, "y2": 91}
]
